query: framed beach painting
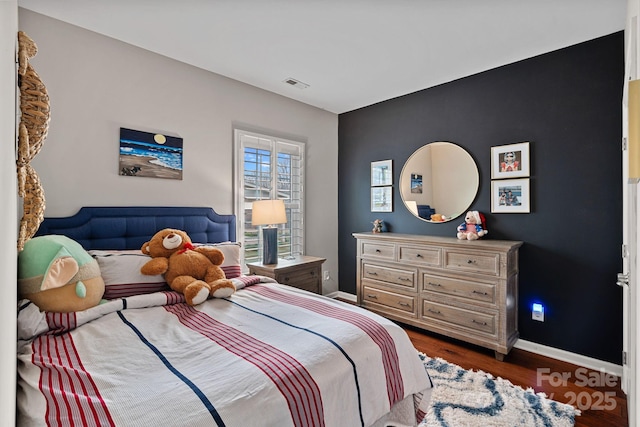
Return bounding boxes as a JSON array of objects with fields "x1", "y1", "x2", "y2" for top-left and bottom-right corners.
[
  {"x1": 491, "y1": 179, "x2": 530, "y2": 213},
  {"x1": 491, "y1": 142, "x2": 530, "y2": 179},
  {"x1": 119, "y1": 127, "x2": 183, "y2": 180}
]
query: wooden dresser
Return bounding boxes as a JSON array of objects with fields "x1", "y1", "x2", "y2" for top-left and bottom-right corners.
[{"x1": 353, "y1": 232, "x2": 523, "y2": 360}]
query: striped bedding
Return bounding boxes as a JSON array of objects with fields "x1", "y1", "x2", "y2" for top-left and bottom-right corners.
[{"x1": 17, "y1": 280, "x2": 433, "y2": 427}]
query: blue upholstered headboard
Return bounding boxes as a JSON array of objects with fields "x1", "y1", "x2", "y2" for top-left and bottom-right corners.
[{"x1": 35, "y1": 207, "x2": 236, "y2": 250}]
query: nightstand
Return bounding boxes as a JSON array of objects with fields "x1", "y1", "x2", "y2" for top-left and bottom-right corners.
[{"x1": 246, "y1": 255, "x2": 326, "y2": 294}]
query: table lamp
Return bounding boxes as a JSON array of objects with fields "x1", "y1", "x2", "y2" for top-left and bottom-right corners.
[{"x1": 252, "y1": 199, "x2": 287, "y2": 265}]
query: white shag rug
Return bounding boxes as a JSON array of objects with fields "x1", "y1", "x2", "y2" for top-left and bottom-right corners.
[{"x1": 418, "y1": 353, "x2": 580, "y2": 427}]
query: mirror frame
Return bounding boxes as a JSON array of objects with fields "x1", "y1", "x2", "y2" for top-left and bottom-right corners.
[{"x1": 399, "y1": 141, "x2": 479, "y2": 223}]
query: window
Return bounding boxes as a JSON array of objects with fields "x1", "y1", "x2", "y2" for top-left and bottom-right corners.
[{"x1": 234, "y1": 129, "x2": 305, "y2": 267}]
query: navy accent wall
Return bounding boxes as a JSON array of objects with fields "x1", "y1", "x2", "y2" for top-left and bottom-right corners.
[{"x1": 338, "y1": 32, "x2": 624, "y2": 364}]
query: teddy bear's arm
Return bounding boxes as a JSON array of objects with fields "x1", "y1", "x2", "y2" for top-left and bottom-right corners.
[
  {"x1": 140, "y1": 257, "x2": 169, "y2": 276},
  {"x1": 194, "y1": 247, "x2": 224, "y2": 265}
]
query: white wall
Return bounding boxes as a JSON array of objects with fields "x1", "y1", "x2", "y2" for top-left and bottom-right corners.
[
  {"x1": 1, "y1": 2, "x2": 18, "y2": 425},
  {"x1": 18, "y1": 8, "x2": 340, "y2": 294}
]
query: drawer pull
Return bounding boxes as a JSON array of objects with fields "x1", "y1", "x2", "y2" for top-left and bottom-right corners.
[
  {"x1": 375, "y1": 249, "x2": 381, "y2": 253},
  {"x1": 416, "y1": 253, "x2": 423, "y2": 258},
  {"x1": 366, "y1": 294, "x2": 378, "y2": 299},
  {"x1": 398, "y1": 302, "x2": 410, "y2": 307},
  {"x1": 310, "y1": 271, "x2": 315, "y2": 276},
  {"x1": 472, "y1": 290, "x2": 488, "y2": 295},
  {"x1": 427, "y1": 282, "x2": 442, "y2": 287},
  {"x1": 398, "y1": 276, "x2": 411, "y2": 281},
  {"x1": 472, "y1": 319, "x2": 488, "y2": 326},
  {"x1": 367, "y1": 271, "x2": 378, "y2": 276},
  {"x1": 427, "y1": 308, "x2": 441, "y2": 315},
  {"x1": 467, "y1": 259, "x2": 477, "y2": 264}
]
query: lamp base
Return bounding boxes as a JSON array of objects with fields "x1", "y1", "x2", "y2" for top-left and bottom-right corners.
[{"x1": 262, "y1": 227, "x2": 278, "y2": 264}]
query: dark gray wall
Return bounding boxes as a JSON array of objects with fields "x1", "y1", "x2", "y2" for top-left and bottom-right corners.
[{"x1": 338, "y1": 32, "x2": 624, "y2": 364}]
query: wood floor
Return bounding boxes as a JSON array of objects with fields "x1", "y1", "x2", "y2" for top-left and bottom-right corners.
[{"x1": 404, "y1": 324, "x2": 628, "y2": 427}]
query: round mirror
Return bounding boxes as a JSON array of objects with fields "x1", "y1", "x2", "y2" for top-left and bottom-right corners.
[{"x1": 400, "y1": 142, "x2": 479, "y2": 223}]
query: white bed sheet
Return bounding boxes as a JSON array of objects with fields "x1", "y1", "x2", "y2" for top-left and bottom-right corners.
[{"x1": 17, "y1": 280, "x2": 432, "y2": 427}]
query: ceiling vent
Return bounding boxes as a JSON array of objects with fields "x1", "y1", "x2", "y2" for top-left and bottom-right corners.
[{"x1": 283, "y1": 77, "x2": 310, "y2": 89}]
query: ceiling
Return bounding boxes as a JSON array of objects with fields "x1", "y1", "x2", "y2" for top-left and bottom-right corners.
[{"x1": 18, "y1": 0, "x2": 627, "y2": 114}]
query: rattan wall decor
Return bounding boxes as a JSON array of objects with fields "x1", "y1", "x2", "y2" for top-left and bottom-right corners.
[{"x1": 16, "y1": 31, "x2": 50, "y2": 251}]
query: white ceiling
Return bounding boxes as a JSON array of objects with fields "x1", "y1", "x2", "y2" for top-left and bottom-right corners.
[{"x1": 18, "y1": 0, "x2": 627, "y2": 114}]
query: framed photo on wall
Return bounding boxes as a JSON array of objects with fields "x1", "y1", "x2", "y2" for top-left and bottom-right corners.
[
  {"x1": 371, "y1": 160, "x2": 393, "y2": 186},
  {"x1": 491, "y1": 142, "x2": 530, "y2": 179},
  {"x1": 491, "y1": 179, "x2": 530, "y2": 213},
  {"x1": 371, "y1": 186, "x2": 393, "y2": 212},
  {"x1": 410, "y1": 173, "x2": 423, "y2": 193}
]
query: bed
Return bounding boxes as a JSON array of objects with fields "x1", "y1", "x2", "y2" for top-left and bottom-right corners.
[{"x1": 17, "y1": 206, "x2": 433, "y2": 427}]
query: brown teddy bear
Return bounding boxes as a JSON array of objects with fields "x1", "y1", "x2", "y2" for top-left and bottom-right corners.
[
  {"x1": 430, "y1": 213, "x2": 446, "y2": 222},
  {"x1": 140, "y1": 228, "x2": 235, "y2": 305}
]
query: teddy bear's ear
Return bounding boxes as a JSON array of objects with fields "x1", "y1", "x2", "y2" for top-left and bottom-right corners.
[{"x1": 141, "y1": 241, "x2": 151, "y2": 255}]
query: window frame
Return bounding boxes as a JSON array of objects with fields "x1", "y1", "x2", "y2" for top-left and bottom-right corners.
[{"x1": 233, "y1": 128, "x2": 305, "y2": 269}]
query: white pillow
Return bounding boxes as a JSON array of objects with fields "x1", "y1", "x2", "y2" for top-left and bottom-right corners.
[
  {"x1": 90, "y1": 250, "x2": 168, "y2": 299},
  {"x1": 195, "y1": 242, "x2": 242, "y2": 279},
  {"x1": 91, "y1": 242, "x2": 242, "y2": 300}
]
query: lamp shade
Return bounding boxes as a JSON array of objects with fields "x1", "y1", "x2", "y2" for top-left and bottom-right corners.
[{"x1": 252, "y1": 199, "x2": 287, "y2": 226}]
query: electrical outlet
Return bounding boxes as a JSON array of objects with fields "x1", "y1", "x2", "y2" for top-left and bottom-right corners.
[
  {"x1": 323, "y1": 270, "x2": 330, "y2": 281},
  {"x1": 532, "y1": 303, "x2": 545, "y2": 322}
]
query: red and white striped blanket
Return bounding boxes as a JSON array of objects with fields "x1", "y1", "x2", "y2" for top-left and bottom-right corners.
[{"x1": 17, "y1": 281, "x2": 432, "y2": 427}]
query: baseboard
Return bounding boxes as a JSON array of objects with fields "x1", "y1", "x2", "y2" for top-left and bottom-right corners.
[
  {"x1": 514, "y1": 339, "x2": 623, "y2": 377},
  {"x1": 328, "y1": 292, "x2": 622, "y2": 377}
]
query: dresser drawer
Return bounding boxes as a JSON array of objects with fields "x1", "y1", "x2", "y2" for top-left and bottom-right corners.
[
  {"x1": 277, "y1": 266, "x2": 319, "y2": 284},
  {"x1": 422, "y1": 300, "x2": 496, "y2": 335},
  {"x1": 361, "y1": 242, "x2": 395, "y2": 260},
  {"x1": 362, "y1": 285, "x2": 416, "y2": 314},
  {"x1": 362, "y1": 263, "x2": 416, "y2": 289},
  {"x1": 444, "y1": 250, "x2": 500, "y2": 276},
  {"x1": 278, "y1": 268, "x2": 321, "y2": 293},
  {"x1": 422, "y1": 273, "x2": 496, "y2": 305},
  {"x1": 290, "y1": 278, "x2": 320, "y2": 294},
  {"x1": 398, "y1": 245, "x2": 441, "y2": 266}
]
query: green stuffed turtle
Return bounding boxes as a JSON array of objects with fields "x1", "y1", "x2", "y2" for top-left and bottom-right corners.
[{"x1": 18, "y1": 235, "x2": 105, "y2": 312}]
